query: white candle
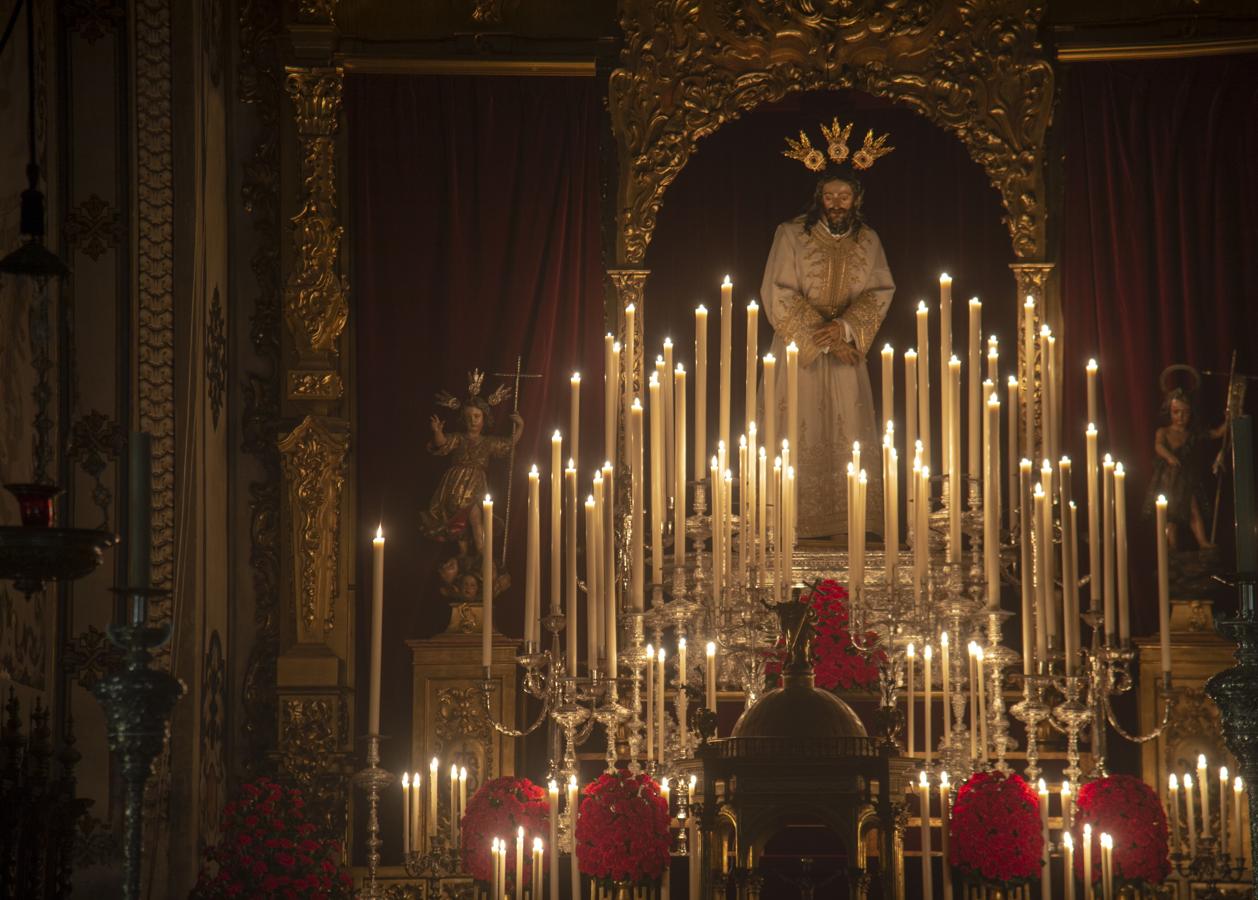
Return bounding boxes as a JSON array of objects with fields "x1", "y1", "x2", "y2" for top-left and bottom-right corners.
[
  {"x1": 1020, "y1": 459, "x2": 1035, "y2": 674},
  {"x1": 917, "y1": 301, "x2": 932, "y2": 475},
  {"x1": 1156, "y1": 495, "x2": 1171, "y2": 673},
  {"x1": 516, "y1": 826, "x2": 524, "y2": 900},
  {"x1": 450, "y1": 764, "x2": 459, "y2": 847},
  {"x1": 370, "y1": 526, "x2": 385, "y2": 735},
  {"x1": 987, "y1": 337, "x2": 999, "y2": 386},
  {"x1": 551, "y1": 432, "x2": 563, "y2": 616},
  {"x1": 695, "y1": 306, "x2": 708, "y2": 480},
  {"x1": 1062, "y1": 780, "x2": 1074, "y2": 830},
  {"x1": 1023, "y1": 296, "x2": 1036, "y2": 459},
  {"x1": 881, "y1": 343, "x2": 895, "y2": 433},
  {"x1": 605, "y1": 335, "x2": 617, "y2": 473},
  {"x1": 532, "y1": 837, "x2": 544, "y2": 900},
  {"x1": 649, "y1": 374, "x2": 665, "y2": 597},
  {"x1": 1038, "y1": 779, "x2": 1051, "y2": 900},
  {"x1": 706, "y1": 640, "x2": 717, "y2": 711},
  {"x1": 1033, "y1": 483, "x2": 1049, "y2": 662},
  {"x1": 568, "y1": 777, "x2": 580, "y2": 900},
  {"x1": 1198, "y1": 754, "x2": 1211, "y2": 839},
  {"x1": 1102, "y1": 455, "x2": 1116, "y2": 646},
  {"x1": 657, "y1": 647, "x2": 668, "y2": 763},
  {"x1": 758, "y1": 446, "x2": 768, "y2": 583},
  {"x1": 968, "y1": 297, "x2": 982, "y2": 485},
  {"x1": 786, "y1": 342, "x2": 799, "y2": 492},
  {"x1": 625, "y1": 303, "x2": 637, "y2": 414},
  {"x1": 663, "y1": 338, "x2": 675, "y2": 498},
  {"x1": 1066, "y1": 501, "x2": 1081, "y2": 674},
  {"x1": 948, "y1": 356, "x2": 962, "y2": 559},
  {"x1": 675, "y1": 364, "x2": 688, "y2": 571},
  {"x1": 940, "y1": 771, "x2": 953, "y2": 900},
  {"x1": 491, "y1": 839, "x2": 500, "y2": 900},
  {"x1": 1063, "y1": 832, "x2": 1076, "y2": 900},
  {"x1": 526, "y1": 467, "x2": 540, "y2": 647},
  {"x1": 1220, "y1": 766, "x2": 1230, "y2": 855},
  {"x1": 603, "y1": 462, "x2": 618, "y2": 681},
  {"x1": 570, "y1": 373, "x2": 581, "y2": 474},
  {"x1": 646, "y1": 644, "x2": 655, "y2": 761},
  {"x1": 1185, "y1": 773, "x2": 1198, "y2": 855},
  {"x1": 1100, "y1": 832, "x2": 1113, "y2": 900},
  {"x1": 905, "y1": 350, "x2": 919, "y2": 525},
  {"x1": 940, "y1": 632, "x2": 951, "y2": 747},
  {"x1": 1115, "y1": 463, "x2": 1130, "y2": 644},
  {"x1": 677, "y1": 638, "x2": 688, "y2": 757},
  {"x1": 412, "y1": 773, "x2": 422, "y2": 853},
  {"x1": 585, "y1": 495, "x2": 599, "y2": 671},
  {"x1": 1086, "y1": 359, "x2": 1099, "y2": 428},
  {"x1": 548, "y1": 780, "x2": 559, "y2": 900},
  {"x1": 940, "y1": 273, "x2": 953, "y2": 399},
  {"x1": 907, "y1": 643, "x2": 916, "y2": 756},
  {"x1": 720, "y1": 276, "x2": 733, "y2": 453},
  {"x1": 1082, "y1": 823, "x2": 1094, "y2": 900},
  {"x1": 1008, "y1": 376, "x2": 1020, "y2": 531},
  {"x1": 1233, "y1": 777, "x2": 1244, "y2": 863},
  {"x1": 1168, "y1": 774, "x2": 1181, "y2": 852},
  {"x1": 711, "y1": 455, "x2": 723, "y2": 602},
  {"x1": 482, "y1": 500, "x2": 494, "y2": 669},
  {"x1": 565, "y1": 465, "x2": 578, "y2": 667},
  {"x1": 402, "y1": 772, "x2": 411, "y2": 854},
  {"x1": 975, "y1": 645, "x2": 987, "y2": 761},
  {"x1": 746, "y1": 300, "x2": 759, "y2": 434},
  {"x1": 1045, "y1": 328, "x2": 1057, "y2": 465},
  {"x1": 919, "y1": 771, "x2": 934, "y2": 898},
  {"x1": 593, "y1": 473, "x2": 605, "y2": 664},
  {"x1": 429, "y1": 757, "x2": 439, "y2": 840},
  {"x1": 1086, "y1": 424, "x2": 1100, "y2": 612},
  {"x1": 763, "y1": 353, "x2": 777, "y2": 485},
  {"x1": 985, "y1": 393, "x2": 1001, "y2": 610},
  {"x1": 631, "y1": 400, "x2": 645, "y2": 613},
  {"x1": 924, "y1": 644, "x2": 934, "y2": 765},
  {"x1": 459, "y1": 766, "x2": 467, "y2": 834}
]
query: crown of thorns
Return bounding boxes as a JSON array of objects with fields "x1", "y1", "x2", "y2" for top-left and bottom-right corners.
[{"x1": 783, "y1": 118, "x2": 894, "y2": 172}]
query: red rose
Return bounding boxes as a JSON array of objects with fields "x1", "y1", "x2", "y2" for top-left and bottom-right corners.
[
  {"x1": 950, "y1": 771, "x2": 1043, "y2": 886},
  {"x1": 575, "y1": 770, "x2": 671, "y2": 885},
  {"x1": 1073, "y1": 775, "x2": 1170, "y2": 886}
]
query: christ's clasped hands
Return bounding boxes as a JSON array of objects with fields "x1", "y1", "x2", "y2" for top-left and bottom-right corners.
[{"x1": 812, "y1": 321, "x2": 861, "y2": 364}]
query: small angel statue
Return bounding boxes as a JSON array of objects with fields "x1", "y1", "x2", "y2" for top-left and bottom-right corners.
[{"x1": 418, "y1": 369, "x2": 523, "y2": 551}]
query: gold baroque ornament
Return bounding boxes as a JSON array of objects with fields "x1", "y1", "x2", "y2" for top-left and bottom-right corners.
[
  {"x1": 284, "y1": 68, "x2": 349, "y2": 364},
  {"x1": 278, "y1": 415, "x2": 350, "y2": 640},
  {"x1": 608, "y1": 0, "x2": 1054, "y2": 264}
]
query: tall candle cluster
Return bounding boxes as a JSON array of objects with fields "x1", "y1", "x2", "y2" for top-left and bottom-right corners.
[
  {"x1": 399, "y1": 757, "x2": 465, "y2": 855},
  {"x1": 1167, "y1": 755, "x2": 1247, "y2": 862},
  {"x1": 486, "y1": 830, "x2": 545, "y2": 900}
]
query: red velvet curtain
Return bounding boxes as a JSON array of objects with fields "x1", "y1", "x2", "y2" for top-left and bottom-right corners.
[
  {"x1": 346, "y1": 74, "x2": 604, "y2": 826},
  {"x1": 1061, "y1": 54, "x2": 1258, "y2": 622}
]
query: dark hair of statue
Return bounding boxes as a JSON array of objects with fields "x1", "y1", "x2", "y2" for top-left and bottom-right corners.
[{"x1": 802, "y1": 170, "x2": 866, "y2": 238}]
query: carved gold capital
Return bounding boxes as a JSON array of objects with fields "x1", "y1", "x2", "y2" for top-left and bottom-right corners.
[
  {"x1": 293, "y1": 0, "x2": 338, "y2": 27},
  {"x1": 610, "y1": 1, "x2": 1053, "y2": 265},
  {"x1": 608, "y1": 267, "x2": 648, "y2": 395},
  {"x1": 278, "y1": 415, "x2": 350, "y2": 641},
  {"x1": 284, "y1": 68, "x2": 348, "y2": 365},
  {"x1": 287, "y1": 369, "x2": 345, "y2": 401}
]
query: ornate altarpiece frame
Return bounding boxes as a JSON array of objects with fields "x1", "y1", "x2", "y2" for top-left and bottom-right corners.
[{"x1": 606, "y1": 0, "x2": 1058, "y2": 457}]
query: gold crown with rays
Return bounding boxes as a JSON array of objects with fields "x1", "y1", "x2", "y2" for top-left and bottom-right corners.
[{"x1": 783, "y1": 118, "x2": 894, "y2": 172}]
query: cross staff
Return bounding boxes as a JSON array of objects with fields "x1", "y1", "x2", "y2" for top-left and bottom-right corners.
[{"x1": 493, "y1": 355, "x2": 543, "y2": 568}]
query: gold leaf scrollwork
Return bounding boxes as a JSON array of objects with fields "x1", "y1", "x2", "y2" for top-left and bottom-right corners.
[
  {"x1": 435, "y1": 686, "x2": 491, "y2": 744},
  {"x1": 609, "y1": 1, "x2": 1053, "y2": 266},
  {"x1": 278, "y1": 415, "x2": 350, "y2": 640},
  {"x1": 284, "y1": 69, "x2": 348, "y2": 364}
]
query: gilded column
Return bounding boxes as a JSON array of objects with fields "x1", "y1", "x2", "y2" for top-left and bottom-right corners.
[{"x1": 276, "y1": 46, "x2": 353, "y2": 826}]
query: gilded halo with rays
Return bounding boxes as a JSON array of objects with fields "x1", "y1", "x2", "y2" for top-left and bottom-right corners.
[{"x1": 783, "y1": 118, "x2": 894, "y2": 172}]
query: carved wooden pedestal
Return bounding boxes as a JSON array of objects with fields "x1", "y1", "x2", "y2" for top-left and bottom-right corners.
[
  {"x1": 1136, "y1": 598, "x2": 1237, "y2": 789},
  {"x1": 407, "y1": 629, "x2": 520, "y2": 802}
]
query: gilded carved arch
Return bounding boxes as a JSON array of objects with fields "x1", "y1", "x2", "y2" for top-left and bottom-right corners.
[{"x1": 608, "y1": 0, "x2": 1054, "y2": 266}]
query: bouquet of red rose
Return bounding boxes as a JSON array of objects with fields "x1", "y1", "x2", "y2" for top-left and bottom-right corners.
[
  {"x1": 764, "y1": 579, "x2": 882, "y2": 690},
  {"x1": 460, "y1": 776, "x2": 549, "y2": 886},
  {"x1": 949, "y1": 771, "x2": 1043, "y2": 887},
  {"x1": 190, "y1": 777, "x2": 352, "y2": 899},
  {"x1": 1074, "y1": 775, "x2": 1170, "y2": 887},
  {"x1": 575, "y1": 770, "x2": 671, "y2": 887}
]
